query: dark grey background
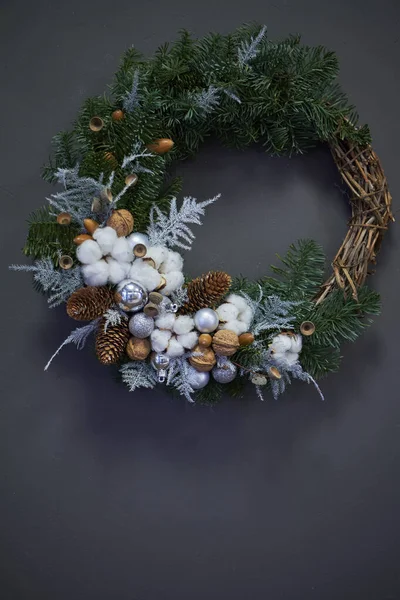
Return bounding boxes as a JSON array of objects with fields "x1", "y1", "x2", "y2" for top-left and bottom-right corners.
[{"x1": 1, "y1": 1, "x2": 399, "y2": 598}]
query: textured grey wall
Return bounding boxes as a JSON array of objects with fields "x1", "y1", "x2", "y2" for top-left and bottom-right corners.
[{"x1": 1, "y1": 1, "x2": 399, "y2": 598}]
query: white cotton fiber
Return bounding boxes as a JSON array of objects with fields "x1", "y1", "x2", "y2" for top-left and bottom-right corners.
[
  {"x1": 93, "y1": 226, "x2": 117, "y2": 255},
  {"x1": 160, "y1": 250, "x2": 184, "y2": 274},
  {"x1": 82, "y1": 260, "x2": 109, "y2": 286},
  {"x1": 155, "y1": 312, "x2": 176, "y2": 331},
  {"x1": 163, "y1": 271, "x2": 185, "y2": 295},
  {"x1": 270, "y1": 334, "x2": 292, "y2": 353},
  {"x1": 217, "y1": 303, "x2": 239, "y2": 322},
  {"x1": 150, "y1": 329, "x2": 172, "y2": 353},
  {"x1": 76, "y1": 239, "x2": 103, "y2": 265},
  {"x1": 173, "y1": 315, "x2": 194, "y2": 335},
  {"x1": 111, "y1": 237, "x2": 134, "y2": 263},
  {"x1": 177, "y1": 331, "x2": 199, "y2": 349},
  {"x1": 166, "y1": 338, "x2": 185, "y2": 358},
  {"x1": 129, "y1": 261, "x2": 162, "y2": 291},
  {"x1": 283, "y1": 352, "x2": 299, "y2": 367},
  {"x1": 226, "y1": 294, "x2": 250, "y2": 313},
  {"x1": 289, "y1": 334, "x2": 303, "y2": 354},
  {"x1": 145, "y1": 246, "x2": 166, "y2": 269},
  {"x1": 220, "y1": 320, "x2": 247, "y2": 335},
  {"x1": 106, "y1": 257, "x2": 130, "y2": 285},
  {"x1": 239, "y1": 306, "x2": 253, "y2": 328}
]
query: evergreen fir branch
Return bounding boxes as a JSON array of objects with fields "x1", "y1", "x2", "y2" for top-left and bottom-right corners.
[
  {"x1": 44, "y1": 319, "x2": 100, "y2": 371},
  {"x1": 299, "y1": 341, "x2": 341, "y2": 379},
  {"x1": 120, "y1": 361, "x2": 158, "y2": 392},
  {"x1": 194, "y1": 378, "x2": 223, "y2": 405}
]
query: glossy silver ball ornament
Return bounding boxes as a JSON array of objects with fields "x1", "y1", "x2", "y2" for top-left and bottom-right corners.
[
  {"x1": 186, "y1": 366, "x2": 210, "y2": 390},
  {"x1": 194, "y1": 308, "x2": 219, "y2": 333},
  {"x1": 151, "y1": 353, "x2": 170, "y2": 371},
  {"x1": 129, "y1": 313, "x2": 155, "y2": 338},
  {"x1": 212, "y1": 361, "x2": 237, "y2": 384},
  {"x1": 115, "y1": 279, "x2": 148, "y2": 313},
  {"x1": 126, "y1": 232, "x2": 149, "y2": 250}
]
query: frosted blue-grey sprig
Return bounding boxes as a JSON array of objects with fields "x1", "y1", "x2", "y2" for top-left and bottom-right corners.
[
  {"x1": 238, "y1": 25, "x2": 267, "y2": 66},
  {"x1": 122, "y1": 69, "x2": 140, "y2": 113},
  {"x1": 147, "y1": 194, "x2": 220, "y2": 250},
  {"x1": 192, "y1": 85, "x2": 220, "y2": 114},
  {"x1": 121, "y1": 141, "x2": 154, "y2": 171},
  {"x1": 167, "y1": 354, "x2": 196, "y2": 403},
  {"x1": 241, "y1": 287, "x2": 298, "y2": 336},
  {"x1": 222, "y1": 88, "x2": 242, "y2": 104},
  {"x1": 120, "y1": 361, "x2": 158, "y2": 392},
  {"x1": 103, "y1": 308, "x2": 126, "y2": 332},
  {"x1": 44, "y1": 319, "x2": 100, "y2": 371}
]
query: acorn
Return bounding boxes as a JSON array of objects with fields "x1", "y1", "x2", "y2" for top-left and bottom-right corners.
[
  {"x1": 143, "y1": 302, "x2": 159, "y2": 318},
  {"x1": 89, "y1": 116, "x2": 104, "y2": 131},
  {"x1": 133, "y1": 244, "x2": 147, "y2": 258},
  {"x1": 59, "y1": 255, "x2": 73, "y2": 270},
  {"x1": 125, "y1": 173, "x2": 138, "y2": 186},
  {"x1": 155, "y1": 275, "x2": 167, "y2": 291},
  {"x1": 112, "y1": 109, "x2": 124, "y2": 121},
  {"x1": 104, "y1": 152, "x2": 117, "y2": 168},
  {"x1": 199, "y1": 334, "x2": 212, "y2": 347},
  {"x1": 268, "y1": 366, "x2": 282, "y2": 380},
  {"x1": 143, "y1": 257, "x2": 155, "y2": 269},
  {"x1": 149, "y1": 292, "x2": 164, "y2": 305},
  {"x1": 83, "y1": 218, "x2": 99, "y2": 235},
  {"x1": 73, "y1": 233, "x2": 93, "y2": 245},
  {"x1": 57, "y1": 212, "x2": 71, "y2": 226},
  {"x1": 147, "y1": 138, "x2": 174, "y2": 155},
  {"x1": 239, "y1": 332, "x2": 255, "y2": 347},
  {"x1": 300, "y1": 321, "x2": 315, "y2": 336}
]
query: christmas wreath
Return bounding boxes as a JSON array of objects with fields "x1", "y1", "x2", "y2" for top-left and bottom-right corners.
[{"x1": 11, "y1": 24, "x2": 393, "y2": 404}]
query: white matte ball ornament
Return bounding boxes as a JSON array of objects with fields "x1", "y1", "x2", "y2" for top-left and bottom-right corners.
[
  {"x1": 212, "y1": 361, "x2": 237, "y2": 383},
  {"x1": 115, "y1": 279, "x2": 148, "y2": 312},
  {"x1": 126, "y1": 232, "x2": 149, "y2": 250},
  {"x1": 129, "y1": 313, "x2": 155, "y2": 338},
  {"x1": 186, "y1": 366, "x2": 210, "y2": 390},
  {"x1": 194, "y1": 308, "x2": 219, "y2": 333}
]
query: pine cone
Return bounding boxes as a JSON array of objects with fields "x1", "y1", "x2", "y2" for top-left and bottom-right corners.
[
  {"x1": 66, "y1": 286, "x2": 115, "y2": 321},
  {"x1": 180, "y1": 271, "x2": 232, "y2": 315},
  {"x1": 95, "y1": 318, "x2": 130, "y2": 365}
]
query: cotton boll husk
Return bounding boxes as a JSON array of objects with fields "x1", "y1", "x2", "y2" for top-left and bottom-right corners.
[
  {"x1": 130, "y1": 261, "x2": 162, "y2": 291},
  {"x1": 155, "y1": 312, "x2": 176, "y2": 331},
  {"x1": 177, "y1": 331, "x2": 199, "y2": 349},
  {"x1": 160, "y1": 250, "x2": 184, "y2": 274},
  {"x1": 145, "y1": 246, "x2": 167, "y2": 269},
  {"x1": 93, "y1": 226, "x2": 117, "y2": 255},
  {"x1": 226, "y1": 294, "x2": 250, "y2": 313},
  {"x1": 220, "y1": 320, "x2": 247, "y2": 335},
  {"x1": 166, "y1": 337, "x2": 185, "y2": 358},
  {"x1": 163, "y1": 270, "x2": 185, "y2": 295},
  {"x1": 82, "y1": 260, "x2": 109, "y2": 286},
  {"x1": 270, "y1": 334, "x2": 292, "y2": 353},
  {"x1": 239, "y1": 306, "x2": 253, "y2": 328},
  {"x1": 283, "y1": 352, "x2": 299, "y2": 366},
  {"x1": 150, "y1": 329, "x2": 172, "y2": 353},
  {"x1": 106, "y1": 257, "x2": 130, "y2": 285},
  {"x1": 217, "y1": 303, "x2": 239, "y2": 322},
  {"x1": 289, "y1": 334, "x2": 303, "y2": 354},
  {"x1": 111, "y1": 237, "x2": 134, "y2": 263},
  {"x1": 173, "y1": 315, "x2": 194, "y2": 335},
  {"x1": 76, "y1": 239, "x2": 103, "y2": 265}
]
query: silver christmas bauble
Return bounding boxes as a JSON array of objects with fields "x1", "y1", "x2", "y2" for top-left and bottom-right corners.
[
  {"x1": 194, "y1": 308, "x2": 219, "y2": 333},
  {"x1": 186, "y1": 366, "x2": 210, "y2": 390},
  {"x1": 129, "y1": 313, "x2": 155, "y2": 338},
  {"x1": 115, "y1": 279, "x2": 148, "y2": 313},
  {"x1": 212, "y1": 361, "x2": 237, "y2": 384},
  {"x1": 126, "y1": 232, "x2": 149, "y2": 250},
  {"x1": 151, "y1": 353, "x2": 170, "y2": 371}
]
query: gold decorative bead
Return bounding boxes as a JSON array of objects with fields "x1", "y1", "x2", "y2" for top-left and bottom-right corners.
[
  {"x1": 56, "y1": 212, "x2": 71, "y2": 225},
  {"x1": 112, "y1": 109, "x2": 124, "y2": 121},
  {"x1": 73, "y1": 233, "x2": 93, "y2": 245},
  {"x1": 146, "y1": 138, "x2": 174, "y2": 154},
  {"x1": 126, "y1": 336, "x2": 151, "y2": 361},
  {"x1": 198, "y1": 334, "x2": 212, "y2": 347},
  {"x1": 143, "y1": 302, "x2": 159, "y2": 318},
  {"x1": 59, "y1": 255, "x2": 73, "y2": 270},
  {"x1": 125, "y1": 173, "x2": 138, "y2": 186},
  {"x1": 268, "y1": 366, "x2": 282, "y2": 380},
  {"x1": 300, "y1": 321, "x2": 315, "y2": 336},
  {"x1": 212, "y1": 329, "x2": 240, "y2": 357},
  {"x1": 89, "y1": 116, "x2": 104, "y2": 131},
  {"x1": 83, "y1": 218, "x2": 99, "y2": 235},
  {"x1": 239, "y1": 332, "x2": 255, "y2": 347},
  {"x1": 107, "y1": 209, "x2": 134, "y2": 237},
  {"x1": 134, "y1": 244, "x2": 147, "y2": 258},
  {"x1": 189, "y1": 345, "x2": 216, "y2": 372}
]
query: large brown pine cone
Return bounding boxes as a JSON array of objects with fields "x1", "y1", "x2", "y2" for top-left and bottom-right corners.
[
  {"x1": 179, "y1": 271, "x2": 232, "y2": 315},
  {"x1": 95, "y1": 318, "x2": 130, "y2": 365},
  {"x1": 66, "y1": 286, "x2": 115, "y2": 321}
]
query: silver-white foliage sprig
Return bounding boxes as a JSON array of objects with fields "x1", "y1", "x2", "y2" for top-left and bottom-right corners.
[
  {"x1": 103, "y1": 308, "x2": 127, "y2": 332},
  {"x1": 238, "y1": 25, "x2": 267, "y2": 67},
  {"x1": 167, "y1": 355, "x2": 195, "y2": 403},
  {"x1": 192, "y1": 85, "x2": 220, "y2": 114},
  {"x1": 10, "y1": 258, "x2": 83, "y2": 308},
  {"x1": 44, "y1": 319, "x2": 100, "y2": 371},
  {"x1": 170, "y1": 285, "x2": 189, "y2": 309},
  {"x1": 120, "y1": 361, "x2": 158, "y2": 392},
  {"x1": 122, "y1": 69, "x2": 140, "y2": 113},
  {"x1": 147, "y1": 195, "x2": 220, "y2": 250},
  {"x1": 241, "y1": 288, "x2": 299, "y2": 336},
  {"x1": 121, "y1": 141, "x2": 154, "y2": 172}
]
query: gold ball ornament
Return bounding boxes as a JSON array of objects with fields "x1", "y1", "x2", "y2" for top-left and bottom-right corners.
[
  {"x1": 83, "y1": 218, "x2": 99, "y2": 235},
  {"x1": 73, "y1": 233, "x2": 93, "y2": 245},
  {"x1": 198, "y1": 334, "x2": 212, "y2": 347},
  {"x1": 89, "y1": 116, "x2": 104, "y2": 131},
  {"x1": 147, "y1": 138, "x2": 174, "y2": 154},
  {"x1": 300, "y1": 321, "x2": 316, "y2": 336},
  {"x1": 126, "y1": 336, "x2": 151, "y2": 361},
  {"x1": 59, "y1": 255, "x2": 73, "y2": 270},
  {"x1": 56, "y1": 212, "x2": 71, "y2": 226},
  {"x1": 239, "y1": 332, "x2": 255, "y2": 347},
  {"x1": 212, "y1": 329, "x2": 240, "y2": 357},
  {"x1": 189, "y1": 345, "x2": 217, "y2": 372},
  {"x1": 112, "y1": 109, "x2": 124, "y2": 121},
  {"x1": 107, "y1": 209, "x2": 134, "y2": 237}
]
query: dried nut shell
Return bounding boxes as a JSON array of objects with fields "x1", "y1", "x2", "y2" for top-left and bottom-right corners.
[
  {"x1": 107, "y1": 209, "x2": 134, "y2": 237},
  {"x1": 74, "y1": 233, "x2": 93, "y2": 245},
  {"x1": 147, "y1": 138, "x2": 174, "y2": 154},
  {"x1": 89, "y1": 116, "x2": 104, "y2": 131},
  {"x1": 126, "y1": 336, "x2": 151, "y2": 361},
  {"x1": 57, "y1": 212, "x2": 71, "y2": 225},
  {"x1": 198, "y1": 334, "x2": 212, "y2": 347},
  {"x1": 59, "y1": 255, "x2": 73, "y2": 270},
  {"x1": 83, "y1": 218, "x2": 99, "y2": 235},
  {"x1": 212, "y1": 329, "x2": 240, "y2": 357},
  {"x1": 143, "y1": 302, "x2": 159, "y2": 318},
  {"x1": 300, "y1": 321, "x2": 315, "y2": 336},
  {"x1": 189, "y1": 345, "x2": 216, "y2": 372},
  {"x1": 133, "y1": 244, "x2": 147, "y2": 258},
  {"x1": 239, "y1": 332, "x2": 255, "y2": 347}
]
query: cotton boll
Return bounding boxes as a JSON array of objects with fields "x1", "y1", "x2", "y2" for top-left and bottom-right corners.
[
  {"x1": 76, "y1": 239, "x2": 103, "y2": 265},
  {"x1": 155, "y1": 312, "x2": 176, "y2": 331},
  {"x1": 270, "y1": 351, "x2": 285, "y2": 364},
  {"x1": 270, "y1": 334, "x2": 292, "y2": 353},
  {"x1": 106, "y1": 257, "x2": 130, "y2": 285},
  {"x1": 160, "y1": 250, "x2": 184, "y2": 274},
  {"x1": 177, "y1": 331, "x2": 199, "y2": 349},
  {"x1": 226, "y1": 294, "x2": 250, "y2": 314},
  {"x1": 166, "y1": 337, "x2": 185, "y2": 358},
  {"x1": 220, "y1": 320, "x2": 247, "y2": 335},
  {"x1": 93, "y1": 226, "x2": 117, "y2": 255},
  {"x1": 111, "y1": 237, "x2": 134, "y2": 263},
  {"x1": 217, "y1": 303, "x2": 239, "y2": 322},
  {"x1": 173, "y1": 315, "x2": 194, "y2": 335},
  {"x1": 163, "y1": 270, "x2": 185, "y2": 295},
  {"x1": 239, "y1": 306, "x2": 253, "y2": 328},
  {"x1": 130, "y1": 261, "x2": 162, "y2": 291},
  {"x1": 82, "y1": 260, "x2": 109, "y2": 286},
  {"x1": 150, "y1": 329, "x2": 172, "y2": 353},
  {"x1": 283, "y1": 352, "x2": 299, "y2": 366},
  {"x1": 145, "y1": 246, "x2": 166, "y2": 269},
  {"x1": 289, "y1": 334, "x2": 303, "y2": 354}
]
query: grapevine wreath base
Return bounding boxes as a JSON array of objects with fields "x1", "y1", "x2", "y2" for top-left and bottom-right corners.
[{"x1": 11, "y1": 25, "x2": 393, "y2": 404}]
